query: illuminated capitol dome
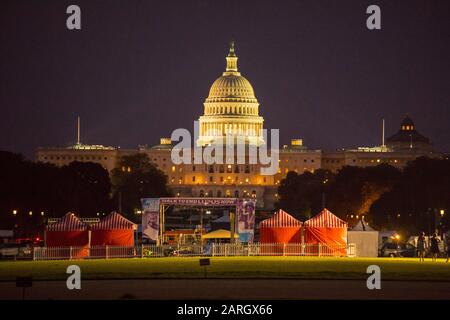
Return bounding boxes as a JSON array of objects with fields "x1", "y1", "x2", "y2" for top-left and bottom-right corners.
[{"x1": 197, "y1": 42, "x2": 265, "y2": 146}]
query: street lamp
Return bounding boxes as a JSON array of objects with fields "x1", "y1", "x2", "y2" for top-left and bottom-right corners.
[
  {"x1": 440, "y1": 209, "x2": 445, "y2": 217},
  {"x1": 322, "y1": 179, "x2": 328, "y2": 209},
  {"x1": 29, "y1": 211, "x2": 33, "y2": 216},
  {"x1": 41, "y1": 211, "x2": 45, "y2": 216},
  {"x1": 13, "y1": 210, "x2": 17, "y2": 216}
]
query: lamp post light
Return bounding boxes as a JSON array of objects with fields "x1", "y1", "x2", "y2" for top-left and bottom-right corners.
[
  {"x1": 13, "y1": 210, "x2": 17, "y2": 216},
  {"x1": 438, "y1": 209, "x2": 445, "y2": 237},
  {"x1": 322, "y1": 178, "x2": 328, "y2": 209}
]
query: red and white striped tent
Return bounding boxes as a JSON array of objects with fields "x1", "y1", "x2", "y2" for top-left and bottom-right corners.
[
  {"x1": 304, "y1": 208, "x2": 348, "y2": 255},
  {"x1": 91, "y1": 212, "x2": 137, "y2": 246},
  {"x1": 45, "y1": 212, "x2": 90, "y2": 247},
  {"x1": 259, "y1": 209, "x2": 302, "y2": 243}
]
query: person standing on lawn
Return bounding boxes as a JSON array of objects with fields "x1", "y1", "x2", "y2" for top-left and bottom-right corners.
[
  {"x1": 446, "y1": 236, "x2": 450, "y2": 263},
  {"x1": 430, "y1": 233, "x2": 440, "y2": 262},
  {"x1": 417, "y1": 232, "x2": 427, "y2": 262}
]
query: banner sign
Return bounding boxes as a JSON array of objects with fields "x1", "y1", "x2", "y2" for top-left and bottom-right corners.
[
  {"x1": 160, "y1": 197, "x2": 238, "y2": 207},
  {"x1": 141, "y1": 198, "x2": 160, "y2": 241},
  {"x1": 141, "y1": 197, "x2": 256, "y2": 243},
  {"x1": 237, "y1": 199, "x2": 256, "y2": 243}
]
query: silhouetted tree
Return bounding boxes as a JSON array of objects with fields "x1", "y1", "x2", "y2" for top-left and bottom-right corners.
[
  {"x1": 370, "y1": 157, "x2": 450, "y2": 234},
  {"x1": 326, "y1": 164, "x2": 401, "y2": 220},
  {"x1": 277, "y1": 169, "x2": 333, "y2": 220},
  {"x1": 0, "y1": 150, "x2": 113, "y2": 235},
  {"x1": 111, "y1": 153, "x2": 171, "y2": 219},
  {"x1": 58, "y1": 162, "x2": 112, "y2": 217}
]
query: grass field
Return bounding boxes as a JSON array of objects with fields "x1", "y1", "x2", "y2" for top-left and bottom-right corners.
[{"x1": 0, "y1": 257, "x2": 449, "y2": 281}]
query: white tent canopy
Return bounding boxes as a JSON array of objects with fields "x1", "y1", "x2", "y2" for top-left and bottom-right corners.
[{"x1": 351, "y1": 219, "x2": 375, "y2": 231}]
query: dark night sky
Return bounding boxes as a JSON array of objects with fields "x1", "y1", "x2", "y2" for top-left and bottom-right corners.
[{"x1": 1, "y1": 0, "x2": 449, "y2": 159}]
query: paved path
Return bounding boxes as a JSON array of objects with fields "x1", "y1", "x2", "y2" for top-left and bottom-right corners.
[{"x1": 1, "y1": 279, "x2": 450, "y2": 300}]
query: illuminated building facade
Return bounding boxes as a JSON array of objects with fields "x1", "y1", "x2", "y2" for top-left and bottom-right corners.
[{"x1": 36, "y1": 44, "x2": 442, "y2": 210}]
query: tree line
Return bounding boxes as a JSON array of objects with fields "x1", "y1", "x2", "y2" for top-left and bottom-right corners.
[
  {"x1": 276, "y1": 157, "x2": 450, "y2": 235},
  {"x1": 0, "y1": 151, "x2": 169, "y2": 233},
  {"x1": 1, "y1": 149, "x2": 448, "y2": 237}
]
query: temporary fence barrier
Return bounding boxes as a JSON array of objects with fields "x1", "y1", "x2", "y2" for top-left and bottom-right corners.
[{"x1": 33, "y1": 243, "x2": 356, "y2": 260}]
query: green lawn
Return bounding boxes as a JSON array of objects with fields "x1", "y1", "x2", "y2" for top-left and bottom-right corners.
[{"x1": 0, "y1": 257, "x2": 449, "y2": 281}]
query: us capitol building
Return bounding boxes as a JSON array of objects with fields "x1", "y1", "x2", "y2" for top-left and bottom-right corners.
[{"x1": 36, "y1": 43, "x2": 441, "y2": 210}]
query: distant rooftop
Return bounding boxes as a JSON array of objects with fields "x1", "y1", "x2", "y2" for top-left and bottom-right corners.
[{"x1": 67, "y1": 143, "x2": 116, "y2": 150}]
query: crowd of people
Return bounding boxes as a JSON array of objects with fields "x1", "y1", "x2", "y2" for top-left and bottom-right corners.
[{"x1": 416, "y1": 232, "x2": 450, "y2": 262}]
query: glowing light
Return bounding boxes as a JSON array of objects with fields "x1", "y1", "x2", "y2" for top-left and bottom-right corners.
[
  {"x1": 12, "y1": 210, "x2": 17, "y2": 216},
  {"x1": 440, "y1": 209, "x2": 445, "y2": 217},
  {"x1": 29, "y1": 211, "x2": 33, "y2": 216}
]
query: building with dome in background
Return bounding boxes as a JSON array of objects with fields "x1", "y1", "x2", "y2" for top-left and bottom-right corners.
[
  {"x1": 36, "y1": 43, "x2": 443, "y2": 211},
  {"x1": 197, "y1": 42, "x2": 264, "y2": 147},
  {"x1": 386, "y1": 115, "x2": 432, "y2": 152}
]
